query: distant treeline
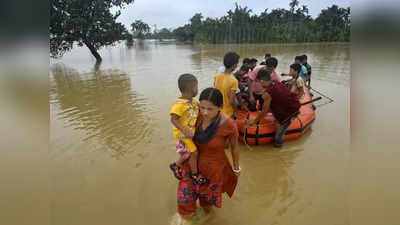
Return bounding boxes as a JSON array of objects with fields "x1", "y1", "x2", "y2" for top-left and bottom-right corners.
[
  {"x1": 50, "y1": 0, "x2": 350, "y2": 63},
  {"x1": 149, "y1": 1, "x2": 350, "y2": 43}
]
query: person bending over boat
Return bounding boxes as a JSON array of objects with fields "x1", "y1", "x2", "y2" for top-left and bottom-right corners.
[{"x1": 246, "y1": 69, "x2": 301, "y2": 147}]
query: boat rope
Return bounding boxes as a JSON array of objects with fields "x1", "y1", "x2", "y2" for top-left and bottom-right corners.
[{"x1": 310, "y1": 87, "x2": 334, "y2": 108}]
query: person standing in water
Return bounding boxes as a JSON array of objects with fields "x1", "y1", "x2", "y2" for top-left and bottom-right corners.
[
  {"x1": 176, "y1": 87, "x2": 240, "y2": 221},
  {"x1": 214, "y1": 52, "x2": 240, "y2": 117}
]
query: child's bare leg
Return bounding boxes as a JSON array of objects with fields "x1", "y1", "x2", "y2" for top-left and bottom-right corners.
[{"x1": 175, "y1": 154, "x2": 186, "y2": 167}]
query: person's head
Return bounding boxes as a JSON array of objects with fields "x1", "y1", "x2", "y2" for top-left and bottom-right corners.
[
  {"x1": 301, "y1": 54, "x2": 308, "y2": 63},
  {"x1": 289, "y1": 63, "x2": 302, "y2": 77},
  {"x1": 242, "y1": 58, "x2": 251, "y2": 66},
  {"x1": 224, "y1": 52, "x2": 240, "y2": 71},
  {"x1": 250, "y1": 58, "x2": 258, "y2": 69},
  {"x1": 266, "y1": 57, "x2": 278, "y2": 71},
  {"x1": 238, "y1": 65, "x2": 249, "y2": 75},
  {"x1": 256, "y1": 69, "x2": 273, "y2": 88},
  {"x1": 178, "y1": 73, "x2": 198, "y2": 97},
  {"x1": 199, "y1": 88, "x2": 223, "y2": 120},
  {"x1": 295, "y1": 55, "x2": 302, "y2": 64},
  {"x1": 264, "y1": 53, "x2": 271, "y2": 60}
]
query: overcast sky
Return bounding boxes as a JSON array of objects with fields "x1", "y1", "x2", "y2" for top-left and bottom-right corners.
[{"x1": 116, "y1": 0, "x2": 350, "y2": 30}]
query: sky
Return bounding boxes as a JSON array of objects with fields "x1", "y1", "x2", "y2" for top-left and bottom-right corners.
[{"x1": 116, "y1": 0, "x2": 350, "y2": 30}]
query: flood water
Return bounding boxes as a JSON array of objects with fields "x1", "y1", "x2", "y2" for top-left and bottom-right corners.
[{"x1": 50, "y1": 41, "x2": 350, "y2": 225}]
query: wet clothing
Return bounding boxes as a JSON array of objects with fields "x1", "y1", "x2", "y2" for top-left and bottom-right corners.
[
  {"x1": 177, "y1": 118, "x2": 238, "y2": 216},
  {"x1": 266, "y1": 81, "x2": 301, "y2": 124}
]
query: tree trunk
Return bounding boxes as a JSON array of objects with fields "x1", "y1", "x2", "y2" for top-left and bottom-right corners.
[{"x1": 84, "y1": 41, "x2": 102, "y2": 63}]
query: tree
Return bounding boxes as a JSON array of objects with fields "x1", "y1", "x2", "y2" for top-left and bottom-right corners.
[
  {"x1": 315, "y1": 5, "x2": 351, "y2": 41},
  {"x1": 131, "y1": 20, "x2": 150, "y2": 39},
  {"x1": 289, "y1": 0, "x2": 299, "y2": 13},
  {"x1": 50, "y1": 0, "x2": 134, "y2": 63}
]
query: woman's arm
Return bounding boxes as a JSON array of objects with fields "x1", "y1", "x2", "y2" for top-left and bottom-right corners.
[
  {"x1": 230, "y1": 136, "x2": 239, "y2": 170},
  {"x1": 188, "y1": 151, "x2": 198, "y2": 174},
  {"x1": 230, "y1": 125, "x2": 240, "y2": 176}
]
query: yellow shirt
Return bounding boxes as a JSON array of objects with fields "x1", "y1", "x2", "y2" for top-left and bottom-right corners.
[
  {"x1": 214, "y1": 72, "x2": 239, "y2": 116},
  {"x1": 169, "y1": 97, "x2": 199, "y2": 141},
  {"x1": 290, "y1": 77, "x2": 305, "y2": 97}
]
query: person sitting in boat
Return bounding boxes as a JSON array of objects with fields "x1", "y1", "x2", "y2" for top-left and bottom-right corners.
[
  {"x1": 242, "y1": 58, "x2": 251, "y2": 68},
  {"x1": 249, "y1": 58, "x2": 258, "y2": 71},
  {"x1": 214, "y1": 52, "x2": 240, "y2": 117},
  {"x1": 233, "y1": 65, "x2": 250, "y2": 111},
  {"x1": 260, "y1": 53, "x2": 271, "y2": 65},
  {"x1": 246, "y1": 69, "x2": 301, "y2": 148},
  {"x1": 282, "y1": 63, "x2": 305, "y2": 99}
]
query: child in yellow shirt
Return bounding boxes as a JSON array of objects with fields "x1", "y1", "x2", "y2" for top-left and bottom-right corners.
[{"x1": 169, "y1": 74, "x2": 199, "y2": 180}]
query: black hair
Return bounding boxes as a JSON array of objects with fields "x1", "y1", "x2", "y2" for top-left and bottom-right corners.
[
  {"x1": 256, "y1": 69, "x2": 271, "y2": 81},
  {"x1": 302, "y1": 54, "x2": 308, "y2": 60},
  {"x1": 242, "y1": 58, "x2": 251, "y2": 65},
  {"x1": 178, "y1": 74, "x2": 197, "y2": 92},
  {"x1": 290, "y1": 63, "x2": 302, "y2": 73},
  {"x1": 265, "y1": 53, "x2": 271, "y2": 58},
  {"x1": 266, "y1": 57, "x2": 278, "y2": 68},
  {"x1": 199, "y1": 88, "x2": 223, "y2": 108},
  {"x1": 239, "y1": 65, "x2": 249, "y2": 72},
  {"x1": 295, "y1": 55, "x2": 302, "y2": 62},
  {"x1": 250, "y1": 58, "x2": 258, "y2": 64},
  {"x1": 223, "y1": 52, "x2": 240, "y2": 69}
]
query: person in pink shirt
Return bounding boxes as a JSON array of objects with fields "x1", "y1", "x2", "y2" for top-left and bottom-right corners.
[{"x1": 248, "y1": 57, "x2": 281, "y2": 111}]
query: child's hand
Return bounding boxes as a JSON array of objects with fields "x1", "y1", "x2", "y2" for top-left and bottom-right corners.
[
  {"x1": 183, "y1": 128, "x2": 194, "y2": 138},
  {"x1": 195, "y1": 174, "x2": 208, "y2": 185}
]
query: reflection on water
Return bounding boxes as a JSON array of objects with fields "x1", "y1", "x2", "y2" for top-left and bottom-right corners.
[{"x1": 50, "y1": 64, "x2": 153, "y2": 158}]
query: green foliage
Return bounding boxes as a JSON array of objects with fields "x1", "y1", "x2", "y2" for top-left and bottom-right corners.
[
  {"x1": 131, "y1": 20, "x2": 151, "y2": 39},
  {"x1": 315, "y1": 5, "x2": 351, "y2": 42},
  {"x1": 50, "y1": 0, "x2": 134, "y2": 62},
  {"x1": 172, "y1": 1, "x2": 350, "y2": 44}
]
